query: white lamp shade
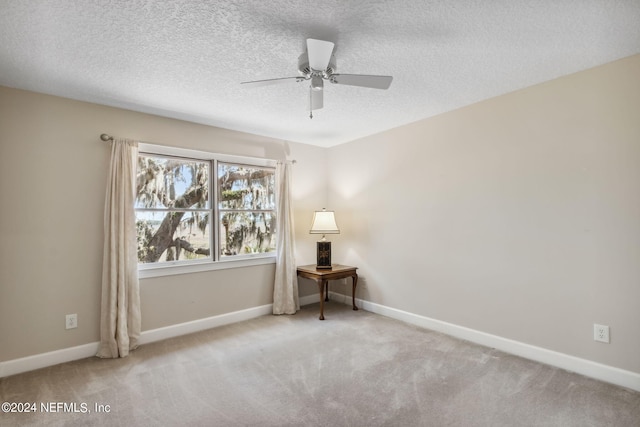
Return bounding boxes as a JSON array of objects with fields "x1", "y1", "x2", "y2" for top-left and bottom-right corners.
[{"x1": 309, "y1": 209, "x2": 340, "y2": 234}]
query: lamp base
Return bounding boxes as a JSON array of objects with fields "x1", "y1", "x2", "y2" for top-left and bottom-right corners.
[{"x1": 316, "y1": 241, "x2": 332, "y2": 269}]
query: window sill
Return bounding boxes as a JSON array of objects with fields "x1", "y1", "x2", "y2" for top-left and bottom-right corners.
[{"x1": 138, "y1": 255, "x2": 276, "y2": 279}]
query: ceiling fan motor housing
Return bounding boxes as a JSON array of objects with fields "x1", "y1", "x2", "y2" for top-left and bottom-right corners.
[{"x1": 298, "y1": 52, "x2": 336, "y2": 79}]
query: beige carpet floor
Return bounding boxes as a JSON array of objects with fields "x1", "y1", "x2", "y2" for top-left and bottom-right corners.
[{"x1": 1, "y1": 302, "x2": 639, "y2": 426}]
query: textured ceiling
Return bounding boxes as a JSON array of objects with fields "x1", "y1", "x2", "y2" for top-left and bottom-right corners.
[{"x1": 1, "y1": 1, "x2": 639, "y2": 147}]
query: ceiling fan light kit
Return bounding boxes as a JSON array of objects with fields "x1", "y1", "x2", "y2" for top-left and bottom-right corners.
[
  {"x1": 241, "y1": 38, "x2": 393, "y2": 118},
  {"x1": 311, "y1": 75, "x2": 324, "y2": 91}
]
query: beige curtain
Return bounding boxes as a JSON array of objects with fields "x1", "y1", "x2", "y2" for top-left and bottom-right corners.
[
  {"x1": 97, "y1": 138, "x2": 141, "y2": 358},
  {"x1": 273, "y1": 161, "x2": 299, "y2": 314}
]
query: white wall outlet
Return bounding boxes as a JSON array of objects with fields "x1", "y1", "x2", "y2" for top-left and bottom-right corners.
[
  {"x1": 65, "y1": 313, "x2": 78, "y2": 330},
  {"x1": 593, "y1": 323, "x2": 609, "y2": 343}
]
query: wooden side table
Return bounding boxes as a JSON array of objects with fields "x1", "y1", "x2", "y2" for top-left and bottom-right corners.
[{"x1": 296, "y1": 264, "x2": 358, "y2": 320}]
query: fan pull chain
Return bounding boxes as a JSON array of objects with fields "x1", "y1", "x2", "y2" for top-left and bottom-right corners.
[{"x1": 309, "y1": 86, "x2": 313, "y2": 119}]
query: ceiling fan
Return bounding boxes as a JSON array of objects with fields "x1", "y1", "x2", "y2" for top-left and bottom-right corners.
[{"x1": 241, "y1": 38, "x2": 393, "y2": 118}]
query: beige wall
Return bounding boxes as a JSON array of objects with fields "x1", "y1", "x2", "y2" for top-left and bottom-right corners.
[
  {"x1": 0, "y1": 87, "x2": 324, "y2": 361},
  {"x1": 2, "y1": 55, "x2": 639, "y2": 375},
  {"x1": 327, "y1": 55, "x2": 640, "y2": 373}
]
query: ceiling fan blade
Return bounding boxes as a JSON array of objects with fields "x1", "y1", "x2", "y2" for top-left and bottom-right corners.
[
  {"x1": 307, "y1": 39, "x2": 334, "y2": 71},
  {"x1": 240, "y1": 77, "x2": 301, "y2": 87},
  {"x1": 311, "y1": 88, "x2": 323, "y2": 110},
  {"x1": 330, "y1": 74, "x2": 393, "y2": 90}
]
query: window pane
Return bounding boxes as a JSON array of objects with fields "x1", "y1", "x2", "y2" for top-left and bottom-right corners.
[
  {"x1": 218, "y1": 163, "x2": 275, "y2": 210},
  {"x1": 136, "y1": 155, "x2": 209, "y2": 209},
  {"x1": 136, "y1": 211, "x2": 210, "y2": 263},
  {"x1": 220, "y1": 212, "x2": 276, "y2": 256}
]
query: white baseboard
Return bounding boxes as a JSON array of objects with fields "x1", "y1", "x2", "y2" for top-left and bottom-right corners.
[
  {"x1": 138, "y1": 304, "x2": 273, "y2": 345},
  {"x1": 4, "y1": 296, "x2": 639, "y2": 393},
  {"x1": 298, "y1": 293, "x2": 322, "y2": 307},
  {"x1": 347, "y1": 296, "x2": 640, "y2": 392},
  {"x1": 0, "y1": 342, "x2": 100, "y2": 379},
  {"x1": 0, "y1": 304, "x2": 273, "y2": 378}
]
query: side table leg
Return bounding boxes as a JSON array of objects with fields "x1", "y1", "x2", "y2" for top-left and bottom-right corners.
[
  {"x1": 325, "y1": 281, "x2": 329, "y2": 301},
  {"x1": 352, "y1": 274, "x2": 359, "y2": 311},
  {"x1": 318, "y1": 279, "x2": 326, "y2": 320}
]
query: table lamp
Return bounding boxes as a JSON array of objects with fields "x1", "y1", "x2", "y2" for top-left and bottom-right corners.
[{"x1": 309, "y1": 208, "x2": 340, "y2": 269}]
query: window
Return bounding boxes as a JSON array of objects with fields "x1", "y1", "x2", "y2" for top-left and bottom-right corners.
[
  {"x1": 135, "y1": 155, "x2": 211, "y2": 263},
  {"x1": 134, "y1": 146, "x2": 276, "y2": 274},
  {"x1": 218, "y1": 163, "x2": 276, "y2": 257}
]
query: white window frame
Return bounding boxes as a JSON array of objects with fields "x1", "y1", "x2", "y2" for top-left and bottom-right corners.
[{"x1": 136, "y1": 143, "x2": 276, "y2": 279}]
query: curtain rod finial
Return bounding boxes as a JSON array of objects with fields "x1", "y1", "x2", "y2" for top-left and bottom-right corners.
[{"x1": 100, "y1": 133, "x2": 113, "y2": 141}]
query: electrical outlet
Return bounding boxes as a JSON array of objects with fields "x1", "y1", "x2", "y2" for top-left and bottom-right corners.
[
  {"x1": 593, "y1": 324, "x2": 609, "y2": 343},
  {"x1": 66, "y1": 314, "x2": 78, "y2": 330}
]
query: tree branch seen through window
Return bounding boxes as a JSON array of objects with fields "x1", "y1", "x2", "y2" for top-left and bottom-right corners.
[{"x1": 135, "y1": 154, "x2": 275, "y2": 265}]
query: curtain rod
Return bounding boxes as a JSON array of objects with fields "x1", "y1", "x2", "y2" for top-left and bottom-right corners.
[{"x1": 99, "y1": 133, "x2": 296, "y2": 164}]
